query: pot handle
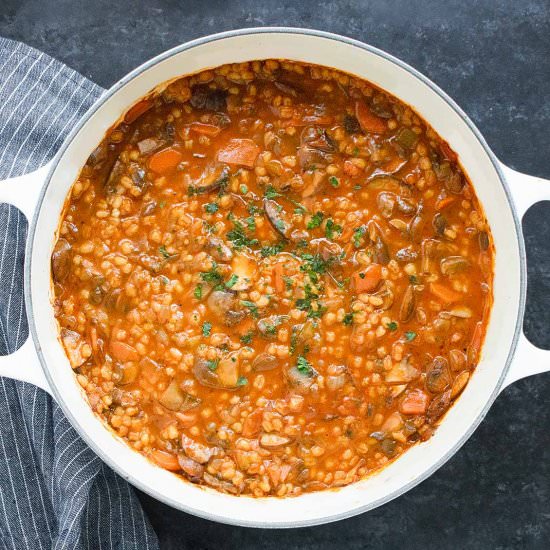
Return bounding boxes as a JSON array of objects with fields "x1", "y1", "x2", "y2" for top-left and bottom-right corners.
[
  {"x1": 0, "y1": 162, "x2": 53, "y2": 394},
  {"x1": 500, "y1": 163, "x2": 550, "y2": 388}
]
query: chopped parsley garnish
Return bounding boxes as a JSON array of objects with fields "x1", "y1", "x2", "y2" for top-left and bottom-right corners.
[
  {"x1": 247, "y1": 202, "x2": 262, "y2": 216},
  {"x1": 405, "y1": 331, "x2": 417, "y2": 341},
  {"x1": 409, "y1": 274, "x2": 418, "y2": 284},
  {"x1": 283, "y1": 276, "x2": 293, "y2": 291},
  {"x1": 240, "y1": 330, "x2": 255, "y2": 345},
  {"x1": 225, "y1": 274, "x2": 239, "y2": 288},
  {"x1": 329, "y1": 176, "x2": 340, "y2": 188},
  {"x1": 260, "y1": 243, "x2": 285, "y2": 257},
  {"x1": 295, "y1": 283, "x2": 326, "y2": 319},
  {"x1": 353, "y1": 184, "x2": 362, "y2": 190},
  {"x1": 387, "y1": 321, "x2": 398, "y2": 331},
  {"x1": 353, "y1": 226, "x2": 366, "y2": 248},
  {"x1": 204, "y1": 202, "x2": 219, "y2": 214},
  {"x1": 206, "y1": 359, "x2": 219, "y2": 371},
  {"x1": 307, "y1": 211, "x2": 324, "y2": 230},
  {"x1": 194, "y1": 284, "x2": 203, "y2": 299},
  {"x1": 159, "y1": 275, "x2": 169, "y2": 285},
  {"x1": 325, "y1": 218, "x2": 342, "y2": 240},
  {"x1": 226, "y1": 215, "x2": 259, "y2": 249},
  {"x1": 240, "y1": 300, "x2": 259, "y2": 318},
  {"x1": 159, "y1": 245, "x2": 179, "y2": 261},
  {"x1": 275, "y1": 219, "x2": 286, "y2": 232},
  {"x1": 296, "y1": 356, "x2": 315, "y2": 377},
  {"x1": 352, "y1": 146, "x2": 360, "y2": 157},
  {"x1": 343, "y1": 313, "x2": 354, "y2": 326},
  {"x1": 200, "y1": 263, "x2": 224, "y2": 287},
  {"x1": 159, "y1": 200, "x2": 166, "y2": 208},
  {"x1": 237, "y1": 376, "x2": 248, "y2": 386},
  {"x1": 265, "y1": 185, "x2": 282, "y2": 200},
  {"x1": 202, "y1": 322, "x2": 212, "y2": 337},
  {"x1": 296, "y1": 239, "x2": 309, "y2": 249},
  {"x1": 240, "y1": 184, "x2": 248, "y2": 194}
]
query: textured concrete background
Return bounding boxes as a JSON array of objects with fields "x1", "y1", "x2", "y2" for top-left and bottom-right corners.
[{"x1": 1, "y1": 1, "x2": 549, "y2": 548}]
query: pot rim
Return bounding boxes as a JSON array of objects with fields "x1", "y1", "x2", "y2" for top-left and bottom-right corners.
[{"x1": 24, "y1": 27, "x2": 526, "y2": 527}]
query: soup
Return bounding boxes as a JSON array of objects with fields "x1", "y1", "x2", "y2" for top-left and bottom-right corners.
[{"x1": 51, "y1": 59, "x2": 493, "y2": 497}]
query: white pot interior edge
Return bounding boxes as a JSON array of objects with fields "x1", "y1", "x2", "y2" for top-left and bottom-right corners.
[{"x1": 28, "y1": 30, "x2": 522, "y2": 527}]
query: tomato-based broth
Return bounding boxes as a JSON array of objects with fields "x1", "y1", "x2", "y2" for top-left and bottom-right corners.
[{"x1": 52, "y1": 60, "x2": 493, "y2": 497}]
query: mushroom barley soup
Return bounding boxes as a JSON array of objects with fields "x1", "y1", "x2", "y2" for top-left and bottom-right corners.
[{"x1": 52, "y1": 60, "x2": 494, "y2": 497}]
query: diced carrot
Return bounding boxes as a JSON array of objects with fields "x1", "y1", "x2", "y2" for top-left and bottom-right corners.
[
  {"x1": 273, "y1": 263, "x2": 284, "y2": 293},
  {"x1": 124, "y1": 99, "x2": 153, "y2": 124},
  {"x1": 400, "y1": 389, "x2": 429, "y2": 415},
  {"x1": 217, "y1": 138, "x2": 260, "y2": 168},
  {"x1": 190, "y1": 122, "x2": 221, "y2": 137},
  {"x1": 440, "y1": 141, "x2": 457, "y2": 162},
  {"x1": 435, "y1": 196, "x2": 456, "y2": 210},
  {"x1": 110, "y1": 341, "x2": 139, "y2": 362},
  {"x1": 351, "y1": 263, "x2": 382, "y2": 293},
  {"x1": 429, "y1": 282, "x2": 462, "y2": 303},
  {"x1": 150, "y1": 449, "x2": 180, "y2": 471},
  {"x1": 355, "y1": 101, "x2": 387, "y2": 134},
  {"x1": 148, "y1": 147, "x2": 183, "y2": 174}
]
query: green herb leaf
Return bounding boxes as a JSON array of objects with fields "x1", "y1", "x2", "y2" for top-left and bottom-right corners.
[
  {"x1": 240, "y1": 330, "x2": 255, "y2": 345},
  {"x1": 329, "y1": 176, "x2": 339, "y2": 188},
  {"x1": 405, "y1": 331, "x2": 417, "y2": 341},
  {"x1": 206, "y1": 359, "x2": 219, "y2": 371},
  {"x1": 240, "y1": 300, "x2": 259, "y2": 318},
  {"x1": 260, "y1": 243, "x2": 285, "y2": 257},
  {"x1": 353, "y1": 226, "x2": 366, "y2": 248},
  {"x1": 296, "y1": 356, "x2": 314, "y2": 377},
  {"x1": 225, "y1": 274, "x2": 239, "y2": 288},
  {"x1": 194, "y1": 284, "x2": 203, "y2": 299},
  {"x1": 159, "y1": 200, "x2": 166, "y2": 208},
  {"x1": 325, "y1": 218, "x2": 342, "y2": 240},
  {"x1": 265, "y1": 185, "x2": 281, "y2": 200},
  {"x1": 343, "y1": 313, "x2": 354, "y2": 326},
  {"x1": 200, "y1": 263, "x2": 224, "y2": 287},
  {"x1": 240, "y1": 184, "x2": 248, "y2": 194},
  {"x1": 307, "y1": 211, "x2": 324, "y2": 230},
  {"x1": 409, "y1": 274, "x2": 418, "y2": 284},
  {"x1": 387, "y1": 321, "x2": 398, "y2": 331},
  {"x1": 202, "y1": 322, "x2": 212, "y2": 337},
  {"x1": 237, "y1": 375, "x2": 248, "y2": 386},
  {"x1": 204, "y1": 202, "x2": 219, "y2": 214}
]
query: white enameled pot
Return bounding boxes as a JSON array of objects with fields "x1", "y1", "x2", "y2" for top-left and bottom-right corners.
[{"x1": 0, "y1": 28, "x2": 549, "y2": 528}]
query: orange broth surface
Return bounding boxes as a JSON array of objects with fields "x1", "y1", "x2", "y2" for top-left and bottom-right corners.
[{"x1": 51, "y1": 59, "x2": 494, "y2": 497}]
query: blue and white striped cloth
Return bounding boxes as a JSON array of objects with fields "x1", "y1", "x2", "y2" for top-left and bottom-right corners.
[{"x1": 0, "y1": 38, "x2": 159, "y2": 550}]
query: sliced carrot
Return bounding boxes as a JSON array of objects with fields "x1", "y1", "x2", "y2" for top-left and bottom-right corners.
[
  {"x1": 150, "y1": 449, "x2": 180, "y2": 471},
  {"x1": 351, "y1": 263, "x2": 382, "y2": 293},
  {"x1": 217, "y1": 138, "x2": 260, "y2": 168},
  {"x1": 429, "y1": 282, "x2": 462, "y2": 303},
  {"x1": 110, "y1": 341, "x2": 139, "y2": 362},
  {"x1": 124, "y1": 99, "x2": 153, "y2": 124},
  {"x1": 273, "y1": 263, "x2": 284, "y2": 294},
  {"x1": 148, "y1": 147, "x2": 183, "y2": 174},
  {"x1": 400, "y1": 389, "x2": 429, "y2": 415},
  {"x1": 355, "y1": 101, "x2": 387, "y2": 134},
  {"x1": 435, "y1": 196, "x2": 456, "y2": 210},
  {"x1": 440, "y1": 141, "x2": 457, "y2": 162},
  {"x1": 190, "y1": 122, "x2": 221, "y2": 137}
]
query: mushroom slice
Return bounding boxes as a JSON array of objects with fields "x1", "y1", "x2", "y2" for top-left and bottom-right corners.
[
  {"x1": 181, "y1": 433, "x2": 218, "y2": 464},
  {"x1": 206, "y1": 237, "x2": 233, "y2": 262},
  {"x1": 257, "y1": 315, "x2": 289, "y2": 338},
  {"x1": 385, "y1": 356, "x2": 419, "y2": 384},
  {"x1": 191, "y1": 163, "x2": 229, "y2": 195},
  {"x1": 207, "y1": 290, "x2": 245, "y2": 326},
  {"x1": 52, "y1": 238, "x2": 72, "y2": 283},
  {"x1": 264, "y1": 198, "x2": 292, "y2": 239},
  {"x1": 252, "y1": 353, "x2": 278, "y2": 372},
  {"x1": 399, "y1": 285, "x2": 416, "y2": 323},
  {"x1": 61, "y1": 329, "x2": 88, "y2": 369}
]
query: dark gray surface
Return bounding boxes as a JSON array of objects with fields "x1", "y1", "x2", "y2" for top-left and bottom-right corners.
[{"x1": 1, "y1": 1, "x2": 549, "y2": 548}]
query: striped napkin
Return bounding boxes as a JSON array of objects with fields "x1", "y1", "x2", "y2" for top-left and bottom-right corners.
[{"x1": 0, "y1": 37, "x2": 159, "y2": 550}]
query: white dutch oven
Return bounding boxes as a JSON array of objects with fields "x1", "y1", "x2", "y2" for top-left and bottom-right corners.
[{"x1": 0, "y1": 28, "x2": 549, "y2": 528}]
